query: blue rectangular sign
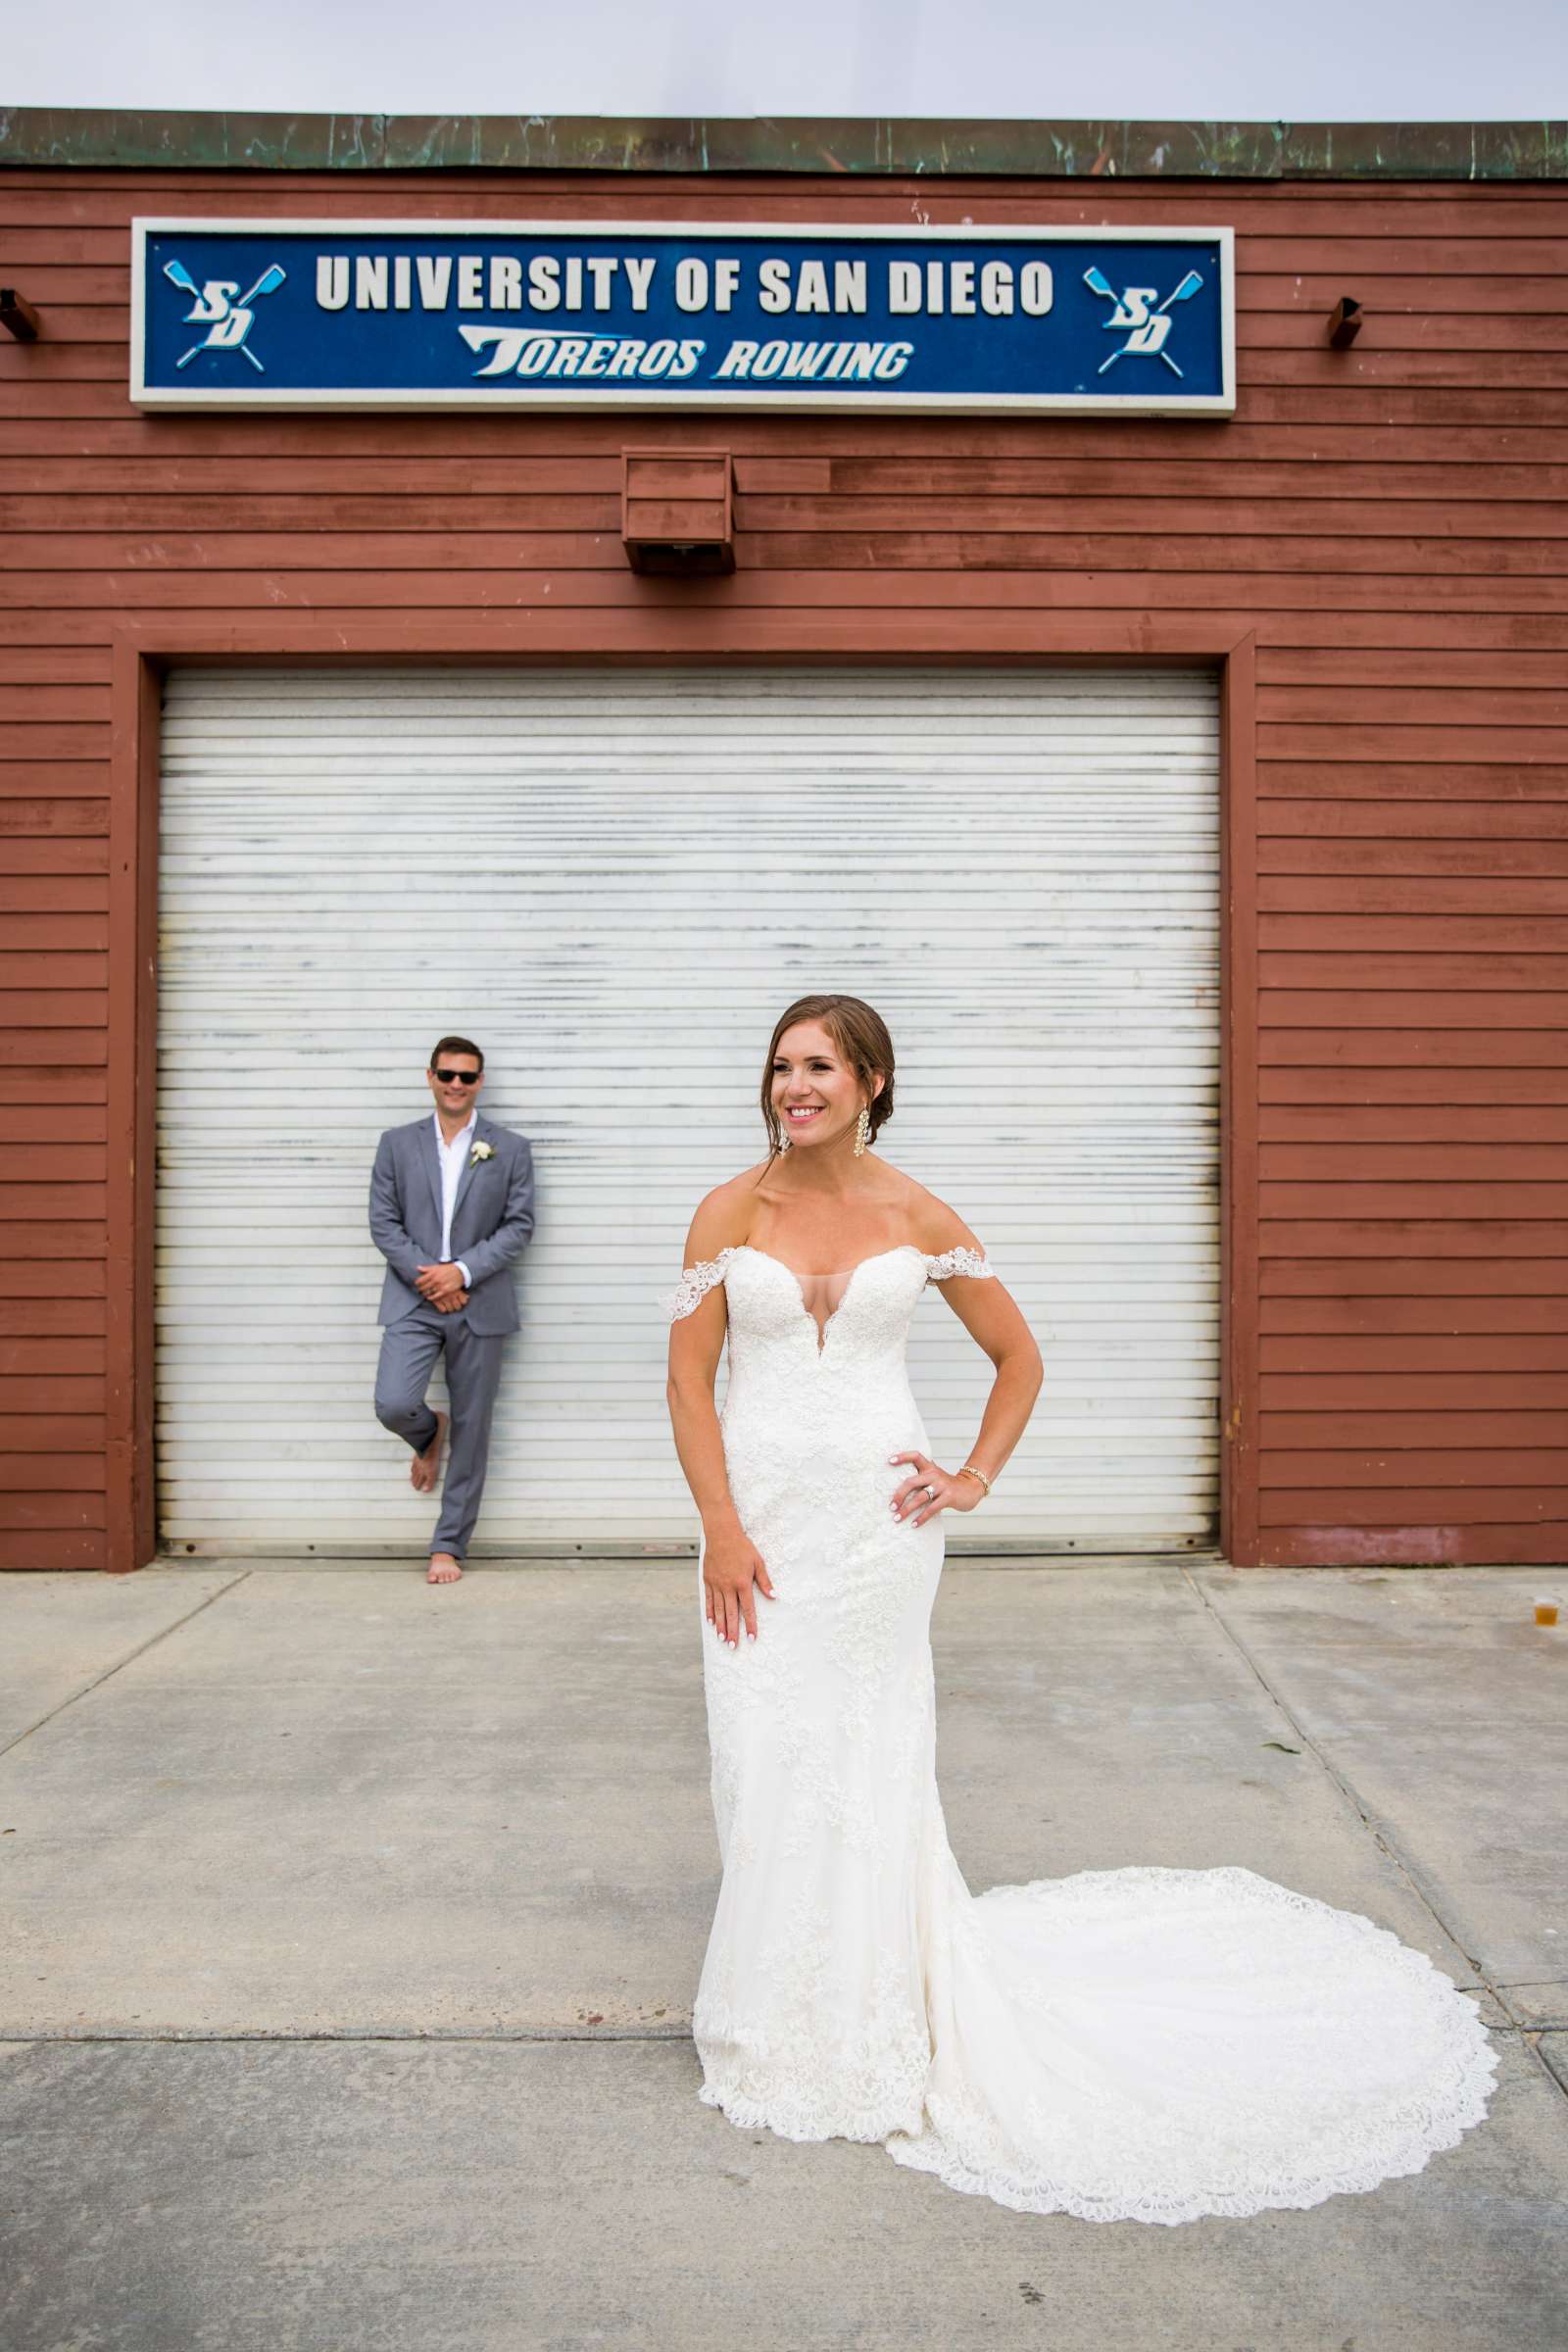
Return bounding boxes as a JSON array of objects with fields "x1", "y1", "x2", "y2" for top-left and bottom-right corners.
[{"x1": 131, "y1": 219, "x2": 1235, "y2": 415}]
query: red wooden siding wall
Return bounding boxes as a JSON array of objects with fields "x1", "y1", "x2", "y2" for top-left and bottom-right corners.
[{"x1": 1, "y1": 165, "x2": 1565, "y2": 1569}]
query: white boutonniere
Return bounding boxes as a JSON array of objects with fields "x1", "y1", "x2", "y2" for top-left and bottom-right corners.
[{"x1": 469, "y1": 1140, "x2": 495, "y2": 1167}]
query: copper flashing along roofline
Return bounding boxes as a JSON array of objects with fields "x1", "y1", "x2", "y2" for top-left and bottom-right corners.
[{"x1": 0, "y1": 110, "x2": 1565, "y2": 179}]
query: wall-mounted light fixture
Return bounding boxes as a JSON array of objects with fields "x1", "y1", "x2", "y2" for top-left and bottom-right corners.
[
  {"x1": 1326, "y1": 297, "x2": 1362, "y2": 350},
  {"x1": 0, "y1": 289, "x2": 41, "y2": 341},
  {"x1": 622, "y1": 449, "x2": 735, "y2": 576}
]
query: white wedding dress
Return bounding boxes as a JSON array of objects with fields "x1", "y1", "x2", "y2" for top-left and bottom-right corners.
[{"x1": 665, "y1": 1242, "x2": 1497, "y2": 2225}]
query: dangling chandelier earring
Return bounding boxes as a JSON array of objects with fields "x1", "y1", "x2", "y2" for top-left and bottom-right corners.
[
  {"x1": 853, "y1": 1103, "x2": 870, "y2": 1157},
  {"x1": 777, "y1": 1123, "x2": 792, "y2": 1152}
]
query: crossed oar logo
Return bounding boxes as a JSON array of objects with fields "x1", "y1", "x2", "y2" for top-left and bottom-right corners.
[
  {"x1": 1082, "y1": 266, "x2": 1204, "y2": 377},
  {"x1": 163, "y1": 258, "x2": 287, "y2": 371}
]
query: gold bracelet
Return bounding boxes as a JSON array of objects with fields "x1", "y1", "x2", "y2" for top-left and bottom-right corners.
[{"x1": 957, "y1": 1463, "x2": 993, "y2": 1496}]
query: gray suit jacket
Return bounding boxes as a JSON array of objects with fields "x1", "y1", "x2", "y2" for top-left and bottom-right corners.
[{"x1": 368, "y1": 1113, "x2": 535, "y2": 1336}]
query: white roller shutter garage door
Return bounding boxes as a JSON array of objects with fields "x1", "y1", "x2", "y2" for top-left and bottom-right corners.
[{"x1": 157, "y1": 664, "x2": 1220, "y2": 1554}]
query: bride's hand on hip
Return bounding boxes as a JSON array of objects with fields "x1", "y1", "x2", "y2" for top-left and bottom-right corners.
[
  {"x1": 890, "y1": 1451, "x2": 977, "y2": 1528},
  {"x1": 703, "y1": 1523, "x2": 776, "y2": 1647}
]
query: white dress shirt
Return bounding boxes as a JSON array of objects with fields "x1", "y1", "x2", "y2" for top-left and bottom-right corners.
[{"x1": 433, "y1": 1109, "x2": 475, "y2": 1288}]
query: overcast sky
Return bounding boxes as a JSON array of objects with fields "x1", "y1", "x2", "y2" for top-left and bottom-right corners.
[{"x1": 7, "y1": 0, "x2": 1565, "y2": 122}]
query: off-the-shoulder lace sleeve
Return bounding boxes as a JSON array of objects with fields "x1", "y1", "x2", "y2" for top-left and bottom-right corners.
[
  {"x1": 662, "y1": 1246, "x2": 739, "y2": 1322},
  {"x1": 924, "y1": 1245, "x2": 996, "y2": 1283}
]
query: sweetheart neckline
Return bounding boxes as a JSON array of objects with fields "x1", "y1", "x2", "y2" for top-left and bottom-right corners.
[
  {"x1": 732, "y1": 1243, "x2": 926, "y2": 1284},
  {"x1": 660, "y1": 1241, "x2": 990, "y2": 1337},
  {"x1": 730, "y1": 1243, "x2": 925, "y2": 1354}
]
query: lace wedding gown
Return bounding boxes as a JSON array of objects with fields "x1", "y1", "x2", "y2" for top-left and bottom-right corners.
[{"x1": 665, "y1": 1242, "x2": 1497, "y2": 2225}]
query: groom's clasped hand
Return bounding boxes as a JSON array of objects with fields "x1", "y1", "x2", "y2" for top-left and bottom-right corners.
[{"x1": 415, "y1": 1260, "x2": 468, "y2": 1312}]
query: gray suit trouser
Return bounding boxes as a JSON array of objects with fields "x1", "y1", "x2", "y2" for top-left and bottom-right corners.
[{"x1": 374, "y1": 1303, "x2": 506, "y2": 1559}]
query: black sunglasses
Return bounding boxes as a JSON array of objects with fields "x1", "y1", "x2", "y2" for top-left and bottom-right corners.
[{"x1": 432, "y1": 1067, "x2": 481, "y2": 1085}]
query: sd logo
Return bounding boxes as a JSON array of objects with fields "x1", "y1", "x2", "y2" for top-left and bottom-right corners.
[
  {"x1": 1082, "y1": 266, "x2": 1204, "y2": 378},
  {"x1": 163, "y1": 258, "x2": 287, "y2": 372}
]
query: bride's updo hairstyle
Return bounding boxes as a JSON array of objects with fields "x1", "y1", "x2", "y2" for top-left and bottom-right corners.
[{"x1": 760, "y1": 993, "x2": 896, "y2": 1161}]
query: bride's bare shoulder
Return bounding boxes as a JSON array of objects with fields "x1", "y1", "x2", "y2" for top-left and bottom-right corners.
[
  {"x1": 680, "y1": 1163, "x2": 771, "y2": 1260},
  {"x1": 890, "y1": 1171, "x2": 985, "y2": 1257}
]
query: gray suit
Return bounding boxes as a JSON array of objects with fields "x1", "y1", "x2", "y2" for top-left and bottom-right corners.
[{"x1": 368, "y1": 1113, "x2": 535, "y2": 1558}]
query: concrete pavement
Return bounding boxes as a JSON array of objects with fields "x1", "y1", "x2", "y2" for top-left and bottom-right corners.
[{"x1": 1, "y1": 1559, "x2": 1565, "y2": 2350}]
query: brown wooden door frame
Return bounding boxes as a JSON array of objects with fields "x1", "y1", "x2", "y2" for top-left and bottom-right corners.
[{"x1": 105, "y1": 617, "x2": 1259, "y2": 1572}]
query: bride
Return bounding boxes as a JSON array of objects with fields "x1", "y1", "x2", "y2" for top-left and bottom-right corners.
[{"x1": 662, "y1": 993, "x2": 1497, "y2": 2226}]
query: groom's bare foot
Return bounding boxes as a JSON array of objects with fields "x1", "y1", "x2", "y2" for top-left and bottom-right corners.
[
  {"x1": 427, "y1": 1552, "x2": 463, "y2": 1586},
  {"x1": 411, "y1": 1411, "x2": 447, "y2": 1494}
]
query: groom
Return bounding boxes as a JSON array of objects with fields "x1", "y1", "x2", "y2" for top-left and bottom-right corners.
[{"x1": 368, "y1": 1037, "x2": 535, "y2": 1585}]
